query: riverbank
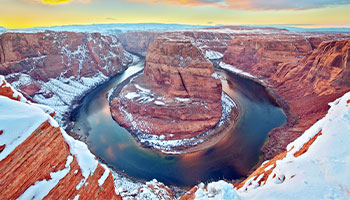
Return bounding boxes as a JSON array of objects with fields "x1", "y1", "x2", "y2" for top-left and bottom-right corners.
[
  {"x1": 65, "y1": 56, "x2": 143, "y2": 132},
  {"x1": 108, "y1": 69, "x2": 240, "y2": 154}
]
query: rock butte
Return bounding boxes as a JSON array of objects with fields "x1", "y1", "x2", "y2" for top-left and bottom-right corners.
[{"x1": 110, "y1": 34, "x2": 223, "y2": 140}]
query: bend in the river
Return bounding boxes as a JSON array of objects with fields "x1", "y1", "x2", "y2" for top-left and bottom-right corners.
[{"x1": 71, "y1": 59, "x2": 286, "y2": 187}]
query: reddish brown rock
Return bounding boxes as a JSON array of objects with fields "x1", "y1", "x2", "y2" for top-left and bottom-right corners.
[
  {"x1": 0, "y1": 79, "x2": 122, "y2": 199},
  {"x1": 222, "y1": 33, "x2": 350, "y2": 78},
  {"x1": 0, "y1": 121, "x2": 121, "y2": 200},
  {"x1": 119, "y1": 31, "x2": 160, "y2": 56},
  {"x1": 0, "y1": 77, "x2": 175, "y2": 200},
  {"x1": 223, "y1": 35, "x2": 315, "y2": 78},
  {"x1": 222, "y1": 37, "x2": 350, "y2": 160},
  {"x1": 110, "y1": 35, "x2": 222, "y2": 140},
  {"x1": 0, "y1": 31, "x2": 132, "y2": 97},
  {"x1": 118, "y1": 26, "x2": 293, "y2": 60}
]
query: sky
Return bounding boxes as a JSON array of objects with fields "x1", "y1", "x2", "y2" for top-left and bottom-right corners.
[{"x1": 1, "y1": 0, "x2": 350, "y2": 28}]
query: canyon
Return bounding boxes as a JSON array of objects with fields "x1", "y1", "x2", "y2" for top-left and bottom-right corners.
[
  {"x1": 109, "y1": 34, "x2": 226, "y2": 149},
  {"x1": 0, "y1": 31, "x2": 133, "y2": 128},
  {"x1": 223, "y1": 37, "x2": 350, "y2": 160},
  {"x1": 1, "y1": 25, "x2": 350, "y2": 199}
]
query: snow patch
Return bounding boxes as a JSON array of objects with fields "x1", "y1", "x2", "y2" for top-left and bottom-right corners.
[
  {"x1": 0, "y1": 96, "x2": 53, "y2": 161},
  {"x1": 17, "y1": 155, "x2": 73, "y2": 200},
  {"x1": 211, "y1": 73, "x2": 219, "y2": 80},
  {"x1": 219, "y1": 62, "x2": 257, "y2": 79},
  {"x1": 61, "y1": 127, "x2": 98, "y2": 184},
  {"x1": 205, "y1": 50, "x2": 223, "y2": 60},
  {"x1": 195, "y1": 180, "x2": 241, "y2": 200},
  {"x1": 197, "y1": 91, "x2": 350, "y2": 199},
  {"x1": 98, "y1": 164, "x2": 110, "y2": 186}
]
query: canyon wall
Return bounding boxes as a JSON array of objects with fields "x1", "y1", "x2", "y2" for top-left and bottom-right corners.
[
  {"x1": 217, "y1": 31, "x2": 350, "y2": 159},
  {"x1": 0, "y1": 76, "x2": 121, "y2": 200},
  {"x1": 181, "y1": 39, "x2": 350, "y2": 200},
  {"x1": 0, "y1": 76, "x2": 175, "y2": 200},
  {"x1": 0, "y1": 31, "x2": 133, "y2": 127},
  {"x1": 119, "y1": 31, "x2": 160, "y2": 56},
  {"x1": 260, "y1": 40, "x2": 350, "y2": 159}
]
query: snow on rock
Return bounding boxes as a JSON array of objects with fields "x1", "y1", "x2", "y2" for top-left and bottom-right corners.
[
  {"x1": 0, "y1": 96, "x2": 51, "y2": 161},
  {"x1": 195, "y1": 181, "x2": 241, "y2": 200},
  {"x1": 0, "y1": 23, "x2": 208, "y2": 34},
  {"x1": 205, "y1": 50, "x2": 223, "y2": 60},
  {"x1": 219, "y1": 62, "x2": 257, "y2": 79},
  {"x1": 29, "y1": 72, "x2": 108, "y2": 128},
  {"x1": 0, "y1": 75, "x2": 30, "y2": 103},
  {"x1": 17, "y1": 155, "x2": 73, "y2": 200},
  {"x1": 98, "y1": 164, "x2": 111, "y2": 186},
  {"x1": 115, "y1": 177, "x2": 174, "y2": 200},
  {"x1": 4, "y1": 70, "x2": 116, "y2": 128},
  {"x1": 195, "y1": 91, "x2": 350, "y2": 199},
  {"x1": 0, "y1": 77, "x2": 116, "y2": 198},
  {"x1": 1, "y1": 76, "x2": 174, "y2": 200},
  {"x1": 211, "y1": 73, "x2": 219, "y2": 80},
  {"x1": 1, "y1": 31, "x2": 134, "y2": 129},
  {"x1": 61, "y1": 127, "x2": 98, "y2": 186},
  {"x1": 133, "y1": 92, "x2": 236, "y2": 154}
]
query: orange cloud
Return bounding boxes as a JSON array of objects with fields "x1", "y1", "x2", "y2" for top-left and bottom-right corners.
[
  {"x1": 130, "y1": 0, "x2": 350, "y2": 10},
  {"x1": 42, "y1": 0, "x2": 71, "y2": 4},
  {"x1": 26, "y1": 0, "x2": 90, "y2": 5}
]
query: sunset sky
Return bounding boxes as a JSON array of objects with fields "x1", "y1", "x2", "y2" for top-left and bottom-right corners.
[{"x1": 1, "y1": 0, "x2": 350, "y2": 28}]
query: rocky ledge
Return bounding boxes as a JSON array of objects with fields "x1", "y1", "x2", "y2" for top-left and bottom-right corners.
[
  {"x1": 0, "y1": 31, "x2": 133, "y2": 128},
  {"x1": 109, "y1": 34, "x2": 237, "y2": 153},
  {"x1": 221, "y1": 38, "x2": 350, "y2": 160}
]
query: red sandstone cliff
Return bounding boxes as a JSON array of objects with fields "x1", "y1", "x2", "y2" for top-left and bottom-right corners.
[
  {"x1": 0, "y1": 76, "x2": 175, "y2": 200},
  {"x1": 180, "y1": 39, "x2": 350, "y2": 200},
  {"x1": 119, "y1": 31, "x2": 160, "y2": 56},
  {"x1": 0, "y1": 76, "x2": 121, "y2": 200},
  {"x1": 0, "y1": 32, "x2": 132, "y2": 96},
  {"x1": 110, "y1": 34, "x2": 222, "y2": 140},
  {"x1": 0, "y1": 31, "x2": 134, "y2": 126},
  {"x1": 0, "y1": 31, "x2": 132, "y2": 82},
  {"x1": 222, "y1": 37, "x2": 350, "y2": 159}
]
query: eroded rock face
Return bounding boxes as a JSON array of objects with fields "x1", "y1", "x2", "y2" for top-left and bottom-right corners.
[
  {"x1": 222, "y1": 38, "x2": 350, "y2": 160},
  {"x1": 223, "y1": 36, "x2": 318, "y2": 78},
  {"x1": 0, "y1": 31, "x2": 133, "y2": 127},
  {"x1": 0, "y1": 77, "x2": 121, "y2": 200},
  {"x1": 119, "y1": 31, "x2": 160, "y2": 57},
  {"x1": 0, "y1": 76, "x2": 175, "y2": 200},
  {"x1": 262, "y1": 40, "x2": 350, "y2": 159},
  {"x1": 110, "y1": 34, "x2": 222, "y2": 140},
  {"x1": 0, "y1": 31, "x2": 132, "y2": 93}
]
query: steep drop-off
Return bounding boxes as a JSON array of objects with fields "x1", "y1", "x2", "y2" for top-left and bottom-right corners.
[
  {"x1": 0, "y1": 75, "x2": 175, "y2": 200},
  {"x1": 0, "y1": 31, "x2": 133, "y2": 127},
  {"x1": 180, "y1": 40, "x2": 350, "y2": 200},
  {"x1": 0, "y1": 76, "x2": 121, "y2": 200},
  {"x1": 110, "y1": 34, "x2": 223, "y2": 142}
]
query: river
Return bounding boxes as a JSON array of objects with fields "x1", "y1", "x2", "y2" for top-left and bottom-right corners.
[{"x1": 71, "y1": 60, "x2": 286, "y2": 187}]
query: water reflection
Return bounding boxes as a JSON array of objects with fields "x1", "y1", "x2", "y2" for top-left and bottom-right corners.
[{"x1": 71, "y1": 62, "x2": 286, "y2": 187}]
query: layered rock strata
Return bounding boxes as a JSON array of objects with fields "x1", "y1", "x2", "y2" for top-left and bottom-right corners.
[
  {"x1": 222, "y1": 38, "x2": 350, "y2": 159},
  {"x1": 0, "y1": 31, "x2": 133, "y2": 127},
  {"x1": 182, "y1": 91, "x2": 350, "y2": 199},
  {"x1": 0, "y1": 76, "x2": 121, "y2": 200},
  {"x1": 0, "y1": 76, "x2": 175, "y2": 200},
  {"x1": 110, "y1": 35, "x2": 223, "y2": 141}
]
